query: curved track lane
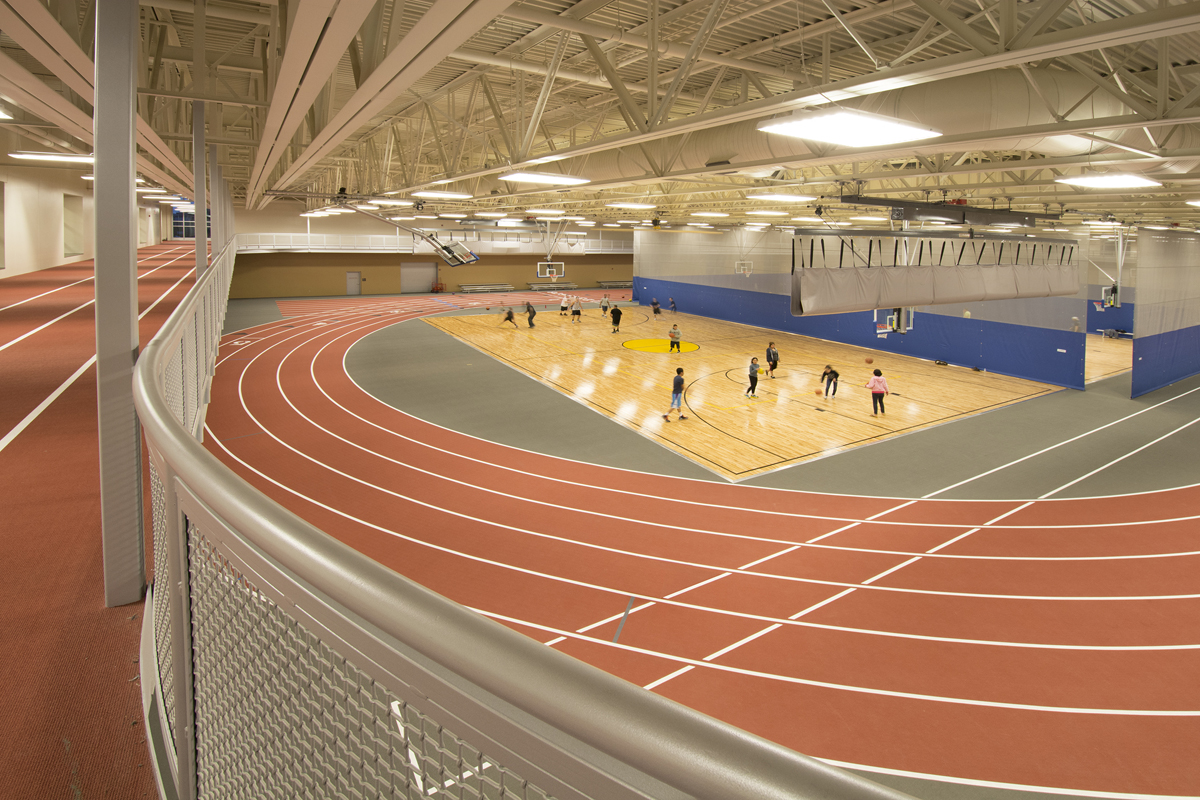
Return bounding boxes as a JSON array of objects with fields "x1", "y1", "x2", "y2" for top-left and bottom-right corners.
[{"x1": 204, "y1": 294, "x2": 1200, "y2": 799}]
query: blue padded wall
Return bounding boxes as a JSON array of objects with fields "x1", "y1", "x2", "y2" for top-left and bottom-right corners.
[
  {"x1": 1131, "y1": 325, "x2": 1200, "y2": 397},
  {"x1": 634, "y1": 276, "x2": 1086, "y2": 389}
]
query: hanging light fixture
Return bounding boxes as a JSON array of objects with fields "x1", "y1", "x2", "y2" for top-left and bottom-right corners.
[{"x1": 1055, "y1": 173, "x2": 1161, "y2": 188}]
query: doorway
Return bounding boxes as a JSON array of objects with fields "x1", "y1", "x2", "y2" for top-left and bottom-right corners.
[
  {"x1": 346, "y1": 271, "x2": 362, "y2": 296},
  {"x1": 400, "y1": 262, "x2": 437, "y2": 294}
]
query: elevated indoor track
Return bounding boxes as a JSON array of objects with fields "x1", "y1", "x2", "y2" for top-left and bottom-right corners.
[{"x1": 204, "y1": 292, "x2": 1200, "y2": 800}]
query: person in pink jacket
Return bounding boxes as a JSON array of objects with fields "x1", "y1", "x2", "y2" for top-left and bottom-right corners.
[{"x1": 865, "y1": 368, "x2": 889, "y2": 415}]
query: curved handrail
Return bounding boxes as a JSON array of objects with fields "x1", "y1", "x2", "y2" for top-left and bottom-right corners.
[{"x1": 133, "y1": 246, "x2": 916, "y2": 800}]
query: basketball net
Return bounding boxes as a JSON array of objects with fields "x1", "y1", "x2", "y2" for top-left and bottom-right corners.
[{"x1": 548, "y1": 268, "x2": 558, "y2": 283}]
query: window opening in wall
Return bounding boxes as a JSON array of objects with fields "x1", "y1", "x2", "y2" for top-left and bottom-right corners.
[
  {"x1": 172, "y1": 208, "x2": 211, "y2": 239},
  {"x1": 63, "y1": 194, "x2": 84, "y2": 257}
]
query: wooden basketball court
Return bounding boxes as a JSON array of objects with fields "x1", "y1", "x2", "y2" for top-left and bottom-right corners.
[
  {"x1": 425, "y1": 306, "x2": 1062, "y2": 480},
  {"x1": 1085, "y1": 334, "x2": 1133, "y2": 383}
]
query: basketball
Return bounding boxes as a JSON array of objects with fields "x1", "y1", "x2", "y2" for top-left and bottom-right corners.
[
  {"x1": 814, "y1": 389, "x2": 823, "y2": 396},
  {"x1": 486, "y1": 307, "x2": 490, "y2": 310},
  {"x1": 865, "y1": 357, "x2": 874, "y2": 364}
]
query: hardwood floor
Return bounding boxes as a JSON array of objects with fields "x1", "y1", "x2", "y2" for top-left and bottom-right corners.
[{"x1": 425, "y1": 308, "x2": 1060, "y2": 480}]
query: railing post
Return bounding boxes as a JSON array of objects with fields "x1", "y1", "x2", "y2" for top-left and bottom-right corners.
[{"x1": 164, "y1": 469, "x2": 199, "y2": 800}]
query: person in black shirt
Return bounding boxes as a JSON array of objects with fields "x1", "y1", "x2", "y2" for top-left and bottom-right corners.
[
  {"x1": 610, "y1": 304, "x2": 622, "y2": 333},
  {"x1": 525, "y1": 301, "x2": 536, "y2": 328},
  {"x1": 822, "y1": 364, "x2": 839, "y2": 396},
  {"x1": 663, "y1": 367, "x2": 687, "y2": 421},
  {"x1": 650, "y1": 297, "x2": 661, "y2": 321},
  {"x1": 500, "y1": 307, "x2": 517, "y2": 328}
]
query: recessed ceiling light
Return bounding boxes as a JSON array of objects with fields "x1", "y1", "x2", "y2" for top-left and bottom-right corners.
[
  {"x1": 757, "y1": 108, "x2": 941, "y2": 147},
  {"x1": 606, "y1": 202, "x2": 657, "y2": 209},
  {"x1": 525, "y1": 208, "x2": 563, "y2": 214},
  {"x1": 1055, "y1": 174, "x2": 1161, "y2": 188},
  {"x1": 9, "y1": 150, "x2": 94, "y2": 163},
  {"x1": 692, "y1": 211, "x2": 728, "y2": 217},
  {"x1": 389, "y1": 216, "x2": 417, "y2": 221},
  {"x1": 414, "y1": 214, "x2": 439, "y2": 219},
  {"x1": 500, "y1": 171, "x2": 590, "y2": 185},
  {"x1": 355, "y1": 204, "x2": 380, "y2": 210},
  {"x1": 603, "y1": 223, "x2": 621, "y2": 227},
  {"x1": 412, "y1": 190, "x2": 473, "y2": 199},
  {"x1": 747, "y1": 210, "x2": 788, "y2": 216},
  {"x1": 745, "y1": 193, "x2": 817, "y2": 202},
  {"x1": 440, "y1": 213, "x2": 468, "y2": 218},
  {"x1": 577, "y1": 221, "x2": 596, "y2": 226}
]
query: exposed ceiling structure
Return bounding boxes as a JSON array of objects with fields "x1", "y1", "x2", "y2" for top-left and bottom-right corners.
[{"x1": 4, "y1": 0, "x2": 1200, "y2": 231}]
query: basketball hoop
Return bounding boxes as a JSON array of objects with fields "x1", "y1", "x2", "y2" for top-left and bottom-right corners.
[
  {"x1": 734, "y1": 261, "x2": 753, "y2": 277},
  {"x1": 547, "y1": 268, "x2": 558, "y2": 283}
]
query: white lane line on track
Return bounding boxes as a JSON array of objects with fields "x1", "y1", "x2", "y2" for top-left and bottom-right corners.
[
  {"x1": 0, "y1": 356, "x2": 96, "y2": 455},
  {"x1": 0, "y1": 246, "x2": 184, "y2": 314},
  {"x1": 922, "y1": 384, "x2": 1200, "y2": 499},
  {"x1": 467, "y1": 607, "x2": 1200, "y2": 716},
  {"x1": 816, "y1": 758, "x2": 1196, "y2": 800},
  {"x1": 0, "y1": 254, "x2": 196, "y2": 454},
  {"x1": 0, "y1": 251, "x2": 193, "y2": 354},
  {"x1": 1040, "y1": 414, "x2": 1200, "y2": 499},
  {"x1": 206, "y1": 420, "x2": 1200, "y2": 643}
]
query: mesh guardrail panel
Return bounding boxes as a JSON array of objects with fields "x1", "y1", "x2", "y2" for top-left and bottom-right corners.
[
  {"x1": 186, "y1": 519, "x2": 554, "y2": 800},
  {"x1": 150, "y1": 460, "x2": 176, "y2": 742},
  {"x1": 165, "y1": 347, "x2": 185, "y2": 426}
]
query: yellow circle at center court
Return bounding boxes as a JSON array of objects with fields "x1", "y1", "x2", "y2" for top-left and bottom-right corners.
[{"x1": 622, "y1": 339, "x2": 699, "y2": 353}]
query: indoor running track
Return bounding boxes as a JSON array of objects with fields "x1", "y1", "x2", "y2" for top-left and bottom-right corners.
[{"x1": 203, "y1": 293, "x2": 1200, "y2": 800}]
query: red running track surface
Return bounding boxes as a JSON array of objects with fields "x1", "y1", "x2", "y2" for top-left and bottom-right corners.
[
  {"x1": 0, "y1": 244, "x2": 199, "y2": 799},
  {"x1": 204, "y1": 293, "x2": 1200, "y2": 799}
]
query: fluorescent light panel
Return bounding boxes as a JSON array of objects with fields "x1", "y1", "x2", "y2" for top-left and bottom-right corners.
[
  {"x1": 525, "y1": 208, "x2": 563, "y2": 214},
  {"x1": 499, "y1": 171, "x2": 590, "y2": 185},
  {"x1": 412, "y1": 190, "x2": 473, "y2": 199},
  {"x1": 757, "y1": 108, "x2": 941, "y2": 147},
  {"x1": 1055, "y1": 174, "x2": 1161, "y2": 188},
  {"x1": 745, "y1": 193, "x2": 816, "y2": 202},
  {"x1": 606, "y1": 202, "x2": 657, "y2": 209},
  {"x1": 10, "y1": 151, "x2": 94, "y2": 163}
]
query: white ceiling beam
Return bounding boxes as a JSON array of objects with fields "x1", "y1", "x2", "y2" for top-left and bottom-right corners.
[
  {"x1": 500, "y1": 6, "x2": 805, "y2": 83},
  {"x1": 271, "y1": 0, "x2": 515, "y2": 191},
  {"x1": 246, "y1": 0, "x2": 376, "y2": 207}
]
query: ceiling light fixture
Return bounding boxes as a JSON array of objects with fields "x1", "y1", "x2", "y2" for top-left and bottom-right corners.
[
  {"x1": 355, "y1": 204, "x2": 380, "y2": 210},
  {"x1": 1055, "y1": 174, "x2": 1162, "y2": 188},
  {"x1": 412, "y1": 190, "x2": 473, "y2": 199},
  {"x1": 1186, "y1": 200, "x2": 1200, "y2": 208},
  {"x1": 10, "y1": 151, "x2": 95, "y2": 163},
  {"x1": 852, "y1": 216, "x2": 887, "y2": 221},
  {"x1": 1083, "y1": 220, "x2": 1123, "y2": 227},
  {"x1": 746, "y1": 210, "x2": 788, "y2": 216},
  {"x1": 528, "y1": 154, "x2": 567, "y2": 164},
  {"x1": 745, "y1": 193, "x2": 817, "y2": 202},
  {"x1": 606, "y1": 202, "x2": 657, "y2": 209},
  {"x1": 691, "y1": 211, "x2": 728, "y2": 217},
  {"x1": 440, "y1": 213, "x2": 468, "y2": 218},
  {"x1": 414, "y1": 214, "x2": 439, "y2": 219},
  {"x1": 0, "y1": 107, "x2": 12, "y2": 120},
  {"x1": 374, "y1": 199, "x2": 413, "y2": 206},
  {"x1": 757, "y1": 108, "x2": 941, "y2": 147},
  {"x1": 499, "y1": 171, "x2": 590, "y2": 186},
  {"x1": 792, "y1": 216, "x2": 824, "y2": 223},
  {"x1": 474, "y1": 211, "x2": 508, "y2": 218},
  {"x1": 525, "y1": 208, "x2": 563, "y2": 214}
]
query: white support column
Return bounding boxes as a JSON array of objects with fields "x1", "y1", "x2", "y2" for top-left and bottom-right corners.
[
  {"x1": 94, "y1": 0, "x2": 145, "y2": 607},
  {"x1": 193, "y1": 0, "x2": 207, "y2": 272}
]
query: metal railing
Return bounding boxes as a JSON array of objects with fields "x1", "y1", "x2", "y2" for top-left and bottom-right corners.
[
  {"x1": 234, "y1": 232, "x2": 635, "y2": 256},
  {"x1": 134, "y1": 240, "x2": 915, "y2": 800}
]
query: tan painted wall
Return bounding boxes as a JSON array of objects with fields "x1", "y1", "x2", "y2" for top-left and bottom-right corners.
[{"x1": 231, "y1": 252, "x2": 633, "y2": 298}]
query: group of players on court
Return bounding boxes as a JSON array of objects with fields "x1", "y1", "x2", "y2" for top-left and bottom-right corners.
[{"x1": 494, "y1": 293, "x2": 889, "y2": 419}]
